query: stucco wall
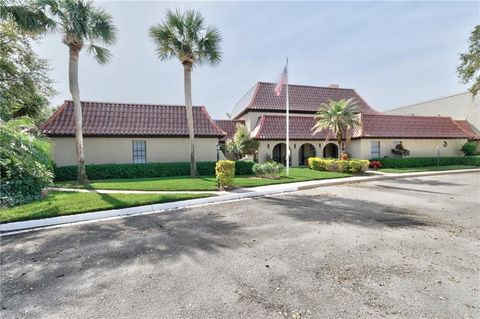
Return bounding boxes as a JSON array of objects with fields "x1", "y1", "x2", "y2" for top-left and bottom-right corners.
[
  {"x1": 257, "y1": 140, "x2": 340, "y2": 166},
  {"x1": 385, "y1": 93, "x2": 480, "y2": 130},
  {"x1": 347, "y1": 138, "x2": 467, "y2": 159},
  {"x1": 52, "y1": 137, "x2": 220, "y2": 166}
]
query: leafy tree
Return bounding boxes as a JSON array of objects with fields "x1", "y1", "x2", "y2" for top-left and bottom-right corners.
[
  {"x1": 0, "y1": 117, "x2": 53, "y2": 207},
  {"x1": 312, "y1": 98, "x2": 361, "y2": 157},
  {"x1": 391, "y1": 143, "x2": 410, "y2": 157},
  {"x1": 458, "y1": 25, "x2": 480, "y2": 96},
  {"x1": 6, "y1": 0, "x2": 118, "y2": 184},
  {"x1": 0, "y1": 21, "x2": 55, "y2": 124},
  {"x1": 460, "y1": 141, "x2": 477, "y2": 156},
  {"x1": 224, "y1": 123, "x2": 259, "y2": 160},
  {"x1": 149, "y1": 9, "x2": 222, "y2": 177}
]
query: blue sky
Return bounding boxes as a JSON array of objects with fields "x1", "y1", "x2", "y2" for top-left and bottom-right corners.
[{"x1": 34, "y1": 1, "x2": 479, "y2": 119}]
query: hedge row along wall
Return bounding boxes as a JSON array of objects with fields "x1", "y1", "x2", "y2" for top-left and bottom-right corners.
[
  {"x1": 369, "y1": 156, "x2": 480, "y2": 168},
  {"x1": 54, "y1": 161, "x2": 255, "y2": 181}
]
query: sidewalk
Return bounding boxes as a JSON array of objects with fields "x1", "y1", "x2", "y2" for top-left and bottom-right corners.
[{"x1": 2, "y1": 168, "x2": 479, "y2": 234}]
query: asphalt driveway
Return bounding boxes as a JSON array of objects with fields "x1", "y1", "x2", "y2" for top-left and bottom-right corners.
[{"x1": 1, "y1": 172, "x2": 479, "y2": 319}]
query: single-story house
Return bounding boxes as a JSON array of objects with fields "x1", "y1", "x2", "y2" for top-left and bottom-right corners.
[
  {"x1": 216, "y1": 82, "x2": 478, "y2": 166},
  {"x1": 42, "y1": 101, "x2": 226, "y2": 166}
]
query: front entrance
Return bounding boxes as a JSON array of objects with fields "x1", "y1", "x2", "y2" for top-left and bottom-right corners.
[
  {"x1": 323, "y1": 143, "x2": 339, "y2": 158},
  {"x1": 272, "y1": 143, "x2": 291, "y2": 166},
  {"x1": 298, "y1": 143, "x2": 316, "y2": 166}
]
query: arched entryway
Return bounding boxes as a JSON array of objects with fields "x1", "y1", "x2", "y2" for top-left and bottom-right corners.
[
  {"x1": 298, "y1": 143, "x2": 316, "y2": 166},
  {"x1": 272, "y1": 143, "x2": 291, "y2": 166},
  {"x1": 323, "y1": 143, "x2": 339, "y2": 158}
]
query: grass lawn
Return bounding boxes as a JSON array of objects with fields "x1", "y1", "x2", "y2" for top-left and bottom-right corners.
[
  {"x1": 54, "y1": 168, "x2": 351, "y2": 191},
  {"x1": 380, "y1": 165, "x2": 478, "y2": 173},
  {"x1": 0, "y1": 191, "x2": 211, "y2": 224}
]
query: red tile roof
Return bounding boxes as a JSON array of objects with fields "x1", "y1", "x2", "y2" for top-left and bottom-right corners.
[
  {"x1": 42, "y1": 101, "x2": 226, "y2": 137},
  {"x1": 231, "y1": 82, "x2": 379, "y2": 118},
  {"x1": 359, "y1": 114, "x2": 475, "y2": 139},
  {"x1": 215, "y1": 119, "x2": 245, "y2": 141},
  {"x1": 453, "y1": 120, "x2": 480, "y2": 140},
  {"x1": 253, "y1": 115, "x2": 331, "y2": 140},
  {"x1": 253, "y1": 114, "x2": 473, "y2": 140}
]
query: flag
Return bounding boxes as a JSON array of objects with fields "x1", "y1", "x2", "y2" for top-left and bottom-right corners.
[{"x1": 274, "y1": 65, "x2": 288, "y2": 96}]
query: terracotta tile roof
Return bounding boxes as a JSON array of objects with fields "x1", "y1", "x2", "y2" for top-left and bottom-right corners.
[
  {"x1": 42, "y1": 101, "x2": 226, "y2": 137},
  {"x1": 215, "y1": 119, "x2": 245, "y2": 141},
  {"x1": 253, "y1": 115, "x2": 331, "y2": 140},
  {"x1": 359, "y1": 114, "x2": 474, "y2": 139},
  {"x1": 253, "y1": 114, "x2": 473, "y2": 140},
  {"x1": 453, "y1": 120, "x2": 480, "y2": 140},
  {"x1": 231, "y1": 82, "x2": 379, "y2": 118}
]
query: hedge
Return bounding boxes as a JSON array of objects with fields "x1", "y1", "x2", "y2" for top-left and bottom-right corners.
[
  {"x1": 369, "y1": 156, "x2": 480, "y2": 168},
  {"x1": 216, "y1": 160, "x2": 235, "y2": 189},
  {"x1": 54, "y1": 160, "x2": 255, "y2": 181},
  {"x1": 308, "y1": 157, "x2": 369, "y2": 173}
]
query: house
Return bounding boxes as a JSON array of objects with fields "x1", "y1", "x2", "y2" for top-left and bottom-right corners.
[
  {"x1": 42, "y1": 101, "x2": 226, "y2": 166},
  {"x1": 384, "y1": 92, "x2": 480, "y2": 148},
  {"x1": 218, "y1": 82, "x2": 477, "y2": 166}
]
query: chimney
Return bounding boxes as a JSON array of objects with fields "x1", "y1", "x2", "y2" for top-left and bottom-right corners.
[{"x1": 328, "y1": 84, "x2": 339, "y2": 88}]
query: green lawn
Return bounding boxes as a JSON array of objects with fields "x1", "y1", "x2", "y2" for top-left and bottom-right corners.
[
  {"x1": 0, "y1": 191, "x2": 211, "y2": 224},
  {"x1": 380, "y1": 165, "x2": 478, "y2": 173},
  {"x1": 54, "y1": 168, "x2": 351, "y2": 191}
]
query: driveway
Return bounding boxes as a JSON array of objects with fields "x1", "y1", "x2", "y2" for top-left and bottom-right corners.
[{"x1": 1, "y1": 172, "x2": 479, "y2": 319}]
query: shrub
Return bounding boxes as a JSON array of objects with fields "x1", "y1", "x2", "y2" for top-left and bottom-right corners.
[
  {"x1": 308, "y1": 157, "x2": 369, "y2": 174},
  {"x1": 54, "y1": 160, "x2": 253, "y2": 181},
  {"x1": 252, "y1": 161, "x2": 284, "y2": 179},
  {"x1": 369, "y1": 160, "x2": 382, "y2": 169},
  {"x1": 391, "y1": 143, "x2": 410, "y2": 157},
  {"x1": 235, "y1": 160, "x2": 255, "y2": 175},
  {"x1": 461, "y1": 141, "x2": 477, "y2": 156},
  {"x1": 0, "y1": 119, "x2": 53, "y2": 207},
  {"x1": 215, "y1": 160, "x2": 235, "y2": 189},
  {"x1": 340, "y1": 153, "x2": 349, "y2": 160},
  {"x1": 369, "y1": 156, "x2": 480, "y2": 168},
  {"x1": 349, "y1": 160, "x2": 370, "y2": 173}
]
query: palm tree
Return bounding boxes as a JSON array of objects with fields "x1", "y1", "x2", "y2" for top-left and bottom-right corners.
[
  {"x1": 5, "y1": 0, "x2": 117, "y2": 184},
  {"x1": 312, "y1": 98, "x2": 361, "y2": 157},
  {"x1": 149, "y1": 9, "x2": 222, "y2": 177}
]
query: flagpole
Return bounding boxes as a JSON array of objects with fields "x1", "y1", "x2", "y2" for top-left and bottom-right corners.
[{"x1": 285, "y1": 57, "x2": 289, "y2": 176}]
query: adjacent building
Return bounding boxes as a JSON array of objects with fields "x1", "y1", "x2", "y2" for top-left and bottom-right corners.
[{"x1": 42, "y1": 101, "x2": 226, "y2": 166}]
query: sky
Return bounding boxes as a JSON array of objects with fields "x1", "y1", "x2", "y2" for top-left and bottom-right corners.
[{"x1": 33, "y1": 0, "x2": 480, "y2": 119}]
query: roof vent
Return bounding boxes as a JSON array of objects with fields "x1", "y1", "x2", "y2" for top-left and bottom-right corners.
[{"x1": 328, "y1": 84, "x2": 339, "y2": 88}]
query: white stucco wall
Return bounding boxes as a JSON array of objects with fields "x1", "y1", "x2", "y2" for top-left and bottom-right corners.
[
  {"x1": 385, "y1": 93, "x2": 480, "y2": 131},
  {"x1": 347, "y1": 138, "x2": 467, "y2": 159},
  {"x1": 52, "y1": 137, "x2": 220, "y2": 166},
  {"x1": 257, "y1": 140, "x2": 340, "y2": 166}
]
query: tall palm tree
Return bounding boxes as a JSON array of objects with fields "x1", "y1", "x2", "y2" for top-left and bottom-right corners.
[
  {"x1": 312, "y1": 98, "x2": 361, "y2": 157},
  {"x1": 149, "y1": 9, "x2": 222, "y2": 177},
  {"x1": 4, "y1": 0, "x2": 117, "y2": 184}
]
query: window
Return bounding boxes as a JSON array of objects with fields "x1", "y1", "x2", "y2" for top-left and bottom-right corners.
[
  {"x1": 371, "y1": 141, "x2": 380, "y2": 158},
  {"x1": 132, "y1": 140, "x2": 146, "y2": 163}
]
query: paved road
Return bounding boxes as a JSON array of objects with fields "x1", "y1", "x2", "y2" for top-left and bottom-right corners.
[{"x1": 1, "y1": 173, "x2": 479, "y2": 319}]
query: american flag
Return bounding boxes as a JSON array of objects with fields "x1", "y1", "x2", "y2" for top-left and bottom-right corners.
[{"x1": 274, "y1": 65, "x2": 288, "y2": 96}]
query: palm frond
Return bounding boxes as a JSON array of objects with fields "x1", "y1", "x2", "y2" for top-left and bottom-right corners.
[
  {"x1": 87, "y1": 6, "x2": 117, "y2": 45},
  {"x1": 87, "y1": 44, "x2": 111, "y2": 64}
]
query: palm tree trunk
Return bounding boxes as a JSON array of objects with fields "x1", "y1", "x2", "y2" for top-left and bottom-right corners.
[
  {"x1": 68, "y1": 46, "x2": 88, "y2": 184},
  {"x1": 183, "y1": 63, "x2": 196, "y2": 177}
]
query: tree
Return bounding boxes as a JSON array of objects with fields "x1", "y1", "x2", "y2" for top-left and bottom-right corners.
[
  {"x1": 0, "y1": 22, "x2": 55, "y2": 124},
  {"x1": 312, "y1": 98, "x2": 361, "y2": 157},
  {"x1": 0, "y1": 117, "x2": 53, "y2": 207},
  {"x1": 458, "y1": 25, "x2": 480, "y2": 97},
  {"x1": 149, "y1": 9, "x2": 222, "y2": 177},
  {"x1": 224, "y1": 123, "x2": 259, "y2": 160},
  {"x1": 6, "y1": 0, "x2": 118, "y2": 184}
]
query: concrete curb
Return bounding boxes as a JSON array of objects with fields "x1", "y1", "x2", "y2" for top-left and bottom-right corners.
[{"x1": 2, "y1": 168, "x2": 479, "y2": 235}]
